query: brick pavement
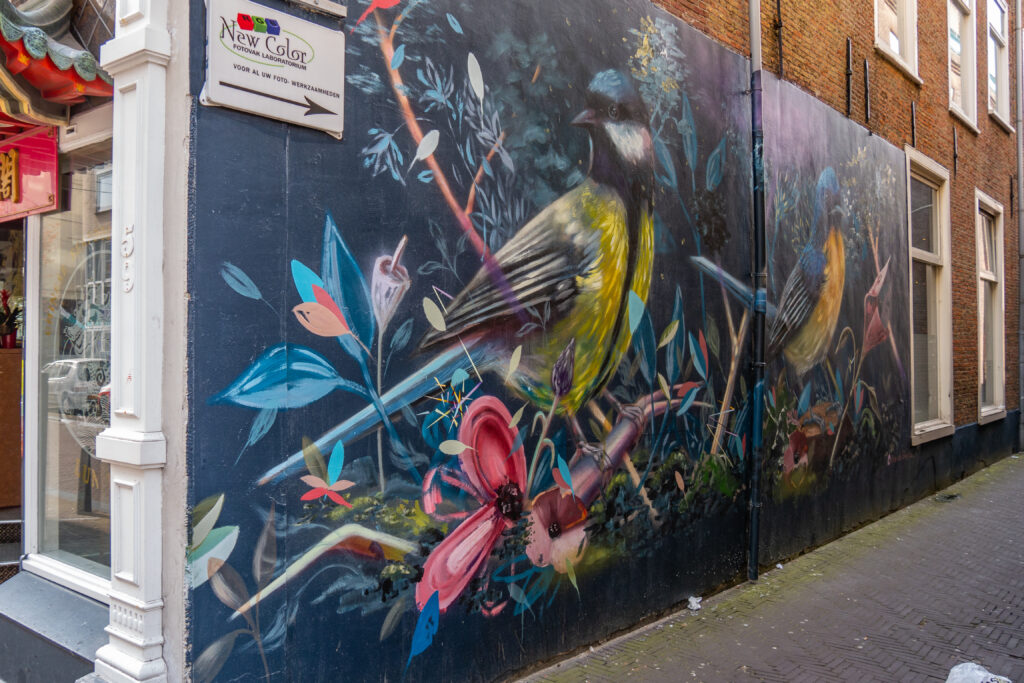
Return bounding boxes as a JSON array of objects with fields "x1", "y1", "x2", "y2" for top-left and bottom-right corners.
[{"x1": 521, "y1": 454, "x2": 1024, "y2": 683}]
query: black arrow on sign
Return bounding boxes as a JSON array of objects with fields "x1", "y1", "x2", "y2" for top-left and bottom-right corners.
[{"x1": 219, "y1": 81, "x2": 335, "y2": 116}]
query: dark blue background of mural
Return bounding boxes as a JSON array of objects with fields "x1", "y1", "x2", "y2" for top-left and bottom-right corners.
[{"x1": 187, "y1": 0, "x2": 755, "y2": 679}]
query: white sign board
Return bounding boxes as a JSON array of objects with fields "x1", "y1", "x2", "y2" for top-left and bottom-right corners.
[{"x1": 204, "y1": 0, "x2": 345, "y2": 138}]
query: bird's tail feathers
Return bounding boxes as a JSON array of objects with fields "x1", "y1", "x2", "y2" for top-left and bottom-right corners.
[{"x1": 257, "y1": 341, "x2": 492, "y2": 485}]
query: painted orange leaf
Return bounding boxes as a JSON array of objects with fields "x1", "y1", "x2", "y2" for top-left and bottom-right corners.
[{"x1": 293, "y1": 302, "x2": 350, "y2": 337}]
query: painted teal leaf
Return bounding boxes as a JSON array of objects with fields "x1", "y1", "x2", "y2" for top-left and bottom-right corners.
[
  {"x1": 406, "y1": 590, "x2": 439, "y2": 671},
  {"x1": 290, "y1": 260, "x2": 324, "y2": 304},
  {"x1": 417, "y1": 170, "x2": 434, "y2": 183},
  {"x1": 322, "y1": 213, "x2": 375, "y2": 347},
  {"x1": 390, "y1": 44, "x2": 406, "y2": 70},
  {"x1": 666, "y1": 286, "x2": 687, "y2": 383},
  {"x1": 220, "y1": 262, "x2": 262, "y2": 300},
  {"x1": 633, "y1": 309, "x2": 657, "y2": 384},
  {"x1": 627, "y1": 290, "x2": 644, "y2": 334},
  {"x1": 236, "y1": 407, "x2": 277, "y2": 464},
  {"x1": 834, "y1": 368, "x2": 843, "y2": 404},
  {"x1": 679, "y1": 92, "x2": 697, "y2": 183},
  {"x1": 653, "y1": 135, "x2": 677, "y2": 188},
  {"x1": 327, "y1": 441, "x2": 345, "y2": 485},
  {"x1": 446, "y1": 13, "x2": 463, "y2": 33},
  {"x1": 689, "y1": 332, "x2": 707, "y2": 380},
  {"x1": 557, "y1": 454, "x2": 574, "y2": 497},
  {"x1": 798, "y1": 382, "x2": 812, "y2": 416},
  {"x1": 705, "y1": 136, "x2": 727, "y2": 192},
  {"x1": 676, "y1": 384, "x2": 700, "y2": 416},
  {"x1": 450, "y1": 368, "x2": 469, "y2": 387},
  {"x1": 210, "y1": 343, "x2": 360, "y2": 409}
]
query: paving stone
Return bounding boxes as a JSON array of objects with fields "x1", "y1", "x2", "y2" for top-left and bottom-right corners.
[{"x1": 520, "y1": 455, "x2": 1024, "y2": 683}]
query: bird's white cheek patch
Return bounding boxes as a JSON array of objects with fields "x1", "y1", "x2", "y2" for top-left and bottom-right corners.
[{"x1": 606, "y1": 123, "x2": 647, "y2": 166}]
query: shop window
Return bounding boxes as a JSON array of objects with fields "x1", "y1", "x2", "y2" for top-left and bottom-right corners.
[
  {"x1": 987, "y1": 0, "x2": 1012, "y2": 127},
  {"x1": 948, "y1": 0, "x2": 977, "y2": 125},
  {"x1": 876, "y1": 0, "x2": 920, "y2": 81},
  {"x1": 33, "y1": 141, "x2": 112, "y2": 580},
  {"x1": 906, "y1": 148, "x2": 953, "y2": 444},
  {"x1": 976, "y1": 190, "x2": 1005, "y2": 421}
]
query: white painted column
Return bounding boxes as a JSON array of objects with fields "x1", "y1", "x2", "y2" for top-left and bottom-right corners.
[{"x1": 93, "y1": 0, "x2": 171, "y2": 676}]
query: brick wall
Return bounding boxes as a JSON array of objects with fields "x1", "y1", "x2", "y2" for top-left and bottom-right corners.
[{"x1": 657, "y1": 0, "x2": 1021, "y2": 425}]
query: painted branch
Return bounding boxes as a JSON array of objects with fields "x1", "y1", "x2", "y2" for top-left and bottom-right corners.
[
  {"x1": 465, "y1": 132, "x2": 506, "y2": 215},
  {"x1": 710, "y1": 309, "x2": 751, "y2": 457}
]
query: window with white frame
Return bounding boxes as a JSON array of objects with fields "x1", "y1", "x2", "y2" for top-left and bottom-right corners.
[
  {"x1": 949, "y1": 0, "x2": 977, "y2": 123},
  {"x1": 987, "y1": 0, "x2": 1011, "y2": 124},
  {"x1": 877, "y1": 0, "x2": 920, "y2": 79},
  {"x1": 907, "y1": 148, "x2": 953, "y2": 443},
  {"x1": 976, "y1": 190, "x2": 1005, "y2": 420}
]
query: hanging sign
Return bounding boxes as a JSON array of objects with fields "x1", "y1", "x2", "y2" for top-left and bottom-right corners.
[
  {"x1": 0, "y1": 126, "x2": 57, "y2": 221},
  {"x1": 203, "y1": 0, "x2": 345, "y2": 138}
]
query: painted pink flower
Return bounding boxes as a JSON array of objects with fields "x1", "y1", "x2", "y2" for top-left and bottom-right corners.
[
  {"x1": 526, "y1": 488, "x2": 588, "y2": 573},
  {"x1": 371, "y1": 235, "x2": 411, "y2": 333},
  {"x1": 861, "y1": 257, "x2": 891, "y2": 358},
  {"x1": 416, "y1": 396, "x2": 526, "y2": 612}
]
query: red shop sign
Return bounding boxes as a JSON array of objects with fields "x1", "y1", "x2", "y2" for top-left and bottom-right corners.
[{"x1": 0, "y1": 125, "x2": 57, "y2": 221}]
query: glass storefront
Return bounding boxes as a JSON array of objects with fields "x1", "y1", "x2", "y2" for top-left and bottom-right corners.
[{"x1": 36, "y1": 141, "x2": 112, "y2": 577}]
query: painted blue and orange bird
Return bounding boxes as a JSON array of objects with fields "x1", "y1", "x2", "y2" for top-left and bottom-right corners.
[
  {"x1": 260, "y1": 69, "x2": 655, "y2": 483},
  {"x1": 767, "y1": 167, "x2": 845, "y2": 376}
]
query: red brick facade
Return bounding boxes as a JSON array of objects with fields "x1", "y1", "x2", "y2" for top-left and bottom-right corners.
[{"x1": 658, "y1": 0, "x2": 1020, "y2": 425}]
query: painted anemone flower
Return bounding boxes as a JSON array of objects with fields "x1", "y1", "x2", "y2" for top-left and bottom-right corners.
[
  {"x1": 525, "y1": 488, "x2": 588, "y2": 573},
  {"x1": 861, "y1": 257, "x2": 891, "y2": 359},
  {"x1": 417, "y1": 396, "x2": 526, "y2": 612},
  {"x1": 371, "y1": 235, "x2": 411, "y2": 333}
]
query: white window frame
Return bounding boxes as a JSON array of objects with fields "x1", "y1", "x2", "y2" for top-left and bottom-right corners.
[
  {"x1": 975, "y1": 189, "x2": 1006, "y2": 422},
  {"x1": 948, "y1": 0, "x2": 978, "y2": 128},
  {"x1": 22, "y1": 103, "x2": 114, "y2": 605},
  {"x1": 876, "y1": 0, "x2": 922, "y2": 83},
  {"x1": 906, "y1": 147, "x2": 954, "y2": 445},
  {"x1": 987, "y1": 0, "x2": 1013, "y2": 129}
]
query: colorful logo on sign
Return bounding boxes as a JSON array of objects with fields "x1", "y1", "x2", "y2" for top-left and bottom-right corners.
[{"x1": 236, "y1": 13, "x2": 280, "y2": 35}]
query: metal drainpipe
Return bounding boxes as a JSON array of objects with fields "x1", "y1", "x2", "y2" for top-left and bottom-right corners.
[
  {"x1": 1016, "y1": 0, "x2": 1024, "y2": 451},
  {"x1": 749, "y1": 0, "x2": 767, "y2": 582}
]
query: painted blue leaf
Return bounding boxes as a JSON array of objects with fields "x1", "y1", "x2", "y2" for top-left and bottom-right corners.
[
  {"x1": 481, "y1": 156, "x2": 493, "y2": 178},
  {"x1": 390, "y1": 44, "x2": 406, "y2": 70},
  {"x1": 705, "y1": 136, "x2": 727, "y2": 192},
  {"x1": 689, "y1": 332, "x2": 706, "y2": 380},
  {"x1": 557, "y1": 454, "x2": 574, "y2": 497},
  {"x1": 417, "y1": 170, "x2": 434, "y2": 183},
  {"x1": 666, "y1": 286, "x2": 686, "y2": 384},
  {"x1": 235, "y1": 407, "x2": 277, "y2": 464},
  {"x1": 406, "y1": 590, "x2": 439, "y2": 671},
  {"x1": 446, "y1": 13, "x2": 463, "y2": 34},
  {"x1": 798, "y1": 382, "x2": 812, "y2": 416},
  {"x1": 509, "y1": 426, "x2": 526, "y2": 458},
  {"x1": 679, "y1": 92, "x2": 697, "y2": 181},
  {"x1": 450, "y1": 368, "x2": 469, "y2": 387},
  {"x1": 327, "y1": 441, "x2": 345, "y2": 485},
  {"x1": 290, "y1": 260, "x2": 324, "y2": 304},
  {"x1": 767, "y1": 383, "x2": 776, "y2": 408},
  {"x1": 220, "y1": 262, "x2": 262, "y2": 300},
  {"x1": 210, "y1": 344, "x2": 348, "y2": 409},
  {"x1": 855, "y1": 382, "x2": 863, "y2": 416},
  {"x1": 834, "y1": 368, "x2": 843, "y2": 404},
  {"x1": 653, "y1": 136, "x2": 677, "y2": 189},
  {"x1": 627, "y1": 290, "x2": 644, "y2": 334},
  {"x1": 676, "y1": 384, "x2": 700, "y2": 416},
  {"x1": 633, "y1": 309, "x2": 657, "y2": 385},
  {"x1": 322, "y1": 213, "x2": 375, "y2": 346}
]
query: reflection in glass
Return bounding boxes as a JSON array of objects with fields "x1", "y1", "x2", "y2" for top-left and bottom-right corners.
[
  {"x1": 912, "y1": 260, "x2": 939, "y2": 423},
  {"x1": 948, "y1": 2, "x2": 963, "y2": 110},
  {"x1": 910, "y1": 177, "x2": 935, "y2": 253},
  {"x1": 37, "y1": 142, "x2": 112, "y2": 577}
]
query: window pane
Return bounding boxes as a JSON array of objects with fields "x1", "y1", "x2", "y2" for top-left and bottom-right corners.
[
  {"x1": 880, "y1": 0, "x2": 901, "y2": 53},
  {"x1": 913, "y1": 260, "x2": 940, "y2": 423},
  {"x1": 989, "y1": 0, "x2": 1005, "y2": 33},
  {"x1": 979, "y1": 211, "x2": 994, "y2": 271},
  {"x1": 38, "y1": 142, "x2": 112, "y2": 578},
  {"x1": 910, "y1": 177, "x2": 935, "y2": 253},
  {"x1": 980, "y1": 281, "x2": 997, "y2": 406},
  {"x1": 988, "y1": 34, "x2": 999, "y2": 109},
  {"x1": 949, "y1": 2, "x2": 964, "y2": 110}
]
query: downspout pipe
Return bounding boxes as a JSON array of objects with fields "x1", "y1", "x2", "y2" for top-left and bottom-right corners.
[
  {"x1": 749, "y1": 0, "x2": 767, "y2": 582},
  {"x1": 1015, "y1": 0, "x2": 1023, "y2": 452}
]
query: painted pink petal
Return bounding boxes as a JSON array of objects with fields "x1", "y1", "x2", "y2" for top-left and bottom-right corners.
[
  {"x1": 861, "y1": 259, "x2": 891, "y2": 357},
  {"x1": 421, "y1": 466, "x2": 481, "y2": 521},
  {"x1": 416, "y1": 504, "x2": 505, "y2": 612},
  {"x1": 311, "y1": 284, "x2": 349, "y2": 327},
  {"x1": 457, "y1": 396, "x2": 527, "y2": 500},
  {"x1": 301, "y1": 487, "x2": 329, "y2": 501},
  {"x1": 526, "y1": 489, "x2": 588, "y2": 573}
]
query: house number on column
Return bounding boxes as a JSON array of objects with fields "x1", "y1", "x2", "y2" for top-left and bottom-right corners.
[{"x1": 121, "y1": 224, "x2": 135, "y2": 292}]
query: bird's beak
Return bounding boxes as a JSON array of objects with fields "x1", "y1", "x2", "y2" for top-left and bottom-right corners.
[{"x1": 571, "y1": 108, "x2": 597, "y2": 128}]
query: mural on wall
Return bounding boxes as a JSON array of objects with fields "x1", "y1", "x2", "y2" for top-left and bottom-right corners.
[
  {"x1": 760, "y1": 78, "x2": 910, "y2": 498},
  {"x1": 185, "y1": 0, "x2": 915, "y2": 679}
]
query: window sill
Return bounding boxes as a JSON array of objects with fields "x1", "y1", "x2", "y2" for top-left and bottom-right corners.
[
  {"x1": 988, "y1": 108, "x2": 1015, "y2": 134},
  {"x1": 874, "y1": 43, "x2": 923, "y2": 86},
  {"x1": 949, "y1": 106, "x2": 979, "y2": 134},
  {"x1": 978, "y1": 406, "x2": 1006, "y2": 425},
  {"x1": 911, "y1": 419, "x2": 954, "y2": 446},
  {"x1": 21, "y1": 554, "x2": 110, "y2": 605}
]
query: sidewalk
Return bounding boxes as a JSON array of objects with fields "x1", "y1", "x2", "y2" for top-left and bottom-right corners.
[{"x1": 523, "y1": 454, "x2": 1024, "y2": 683}]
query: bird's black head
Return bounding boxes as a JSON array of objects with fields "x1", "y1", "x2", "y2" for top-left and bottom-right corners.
[{"x1": 572, "y1": 70, "x2": 653, "y2": 197}]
